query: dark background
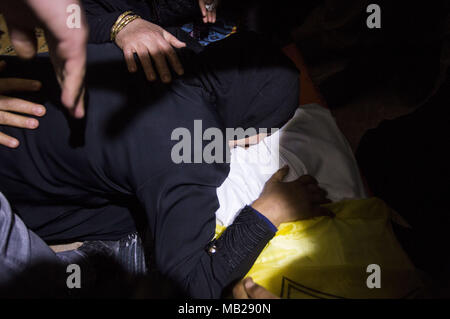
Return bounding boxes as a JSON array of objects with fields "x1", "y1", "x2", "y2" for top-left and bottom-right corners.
[{"x1": 274, "y1": 0, "x2": 449, "y2": 149}]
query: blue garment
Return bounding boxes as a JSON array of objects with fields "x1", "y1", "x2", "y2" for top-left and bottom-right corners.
[
  {"x1": 0, "y1": 192, "x2": 65, "y2": 297},
  {"x1": 181, "y1": 18, "x2": 235, "y2": 46},
  {"x1": 0, "y1": 192, "x2": 148, "y2": 297}
]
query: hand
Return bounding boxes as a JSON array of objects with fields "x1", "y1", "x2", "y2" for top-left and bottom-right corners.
[
  {"x1": 233, "y1": 278, "x2": 279, "y2": 299},
  {"x1": 199, "y1": 0, "x2": 219, "y2": 24},
  {"x1": 0, "y1": 0, "x2": 88, "y2": 119},
  {"x1": 115, "y1": 18, "x2": 186, "y2": 83},
  {"x1": 0, "y1": 61, "x2": 46, "y2": 148},
  {"x1": 252, "y1": 166, "x2": 334, "y2": 227}
]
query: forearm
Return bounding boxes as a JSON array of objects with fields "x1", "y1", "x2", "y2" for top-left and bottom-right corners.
[
  {"x1": 87, "y1": 11, "x2": 123, "y2": 43},
  {"x1": 82, "y1": 0, "x2": 149, "y2": 43},
  {"x1": 176, "y1": 206, "x2": 276, "y2": 298}
]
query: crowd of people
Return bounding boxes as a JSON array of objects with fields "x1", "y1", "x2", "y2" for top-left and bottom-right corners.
[{"x1": 0, "y1": 0, "x2": 447, "y2": 298}]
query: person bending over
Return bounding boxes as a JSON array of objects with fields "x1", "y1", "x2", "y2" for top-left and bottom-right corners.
[{"x1": 0, "y1": 33, "x2": 329, "y2": 298}]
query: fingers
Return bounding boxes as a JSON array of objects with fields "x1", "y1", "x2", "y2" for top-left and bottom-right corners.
[
  {"x1": 165, "y1": 48, "x2": 184, "y2": 76},
  {"x1": 119, "y1": 20, "x2": 185, "y2": 82},
  {"x1": 70, "y1": 88, "x2": 85, "y2": 120},
  {"x1": 297, "y1": 174, "x2": 318, "y2": 186},
  {"x1": 314, "y1": 194, "x2": 330, "y2": 205},
  {"x1": 59, "y1": 51, "x2": 86, "y2": 119},
  {"x1": 0, "y1": 95, "x2": 44, "y2": 148},
  {"x1": 2, "y1": 0, "x2": 88, "y2": 118},
  {"x1": 0, "y1": 95, "x2": 46, "y2": 116},
  {"x1": 160, "y1": 39, "x2": 184, "y2": 77},
  {"x1": 204, "y1": 9, "x2": 216, "y2": 23},
  {"x1": 0, "y1": 78, "x2": 42, "y2": 93},
  {"x1": 207, "y1": 10, "x2": 217, "y2": 24},
  {"x1": 0, "y1": 110, "x2": 39, "y2": 129},
  {"x1": 124, "y1": 48, "x2": 138, "y2": 73},
  {"x1": 295, "y1": 174, "x2": 332, "y2": 205},
  {"x1": 199, "y1": 0, "x2": 208, "y2": 23},
  {"x1": 270, "y1": 165, "x2": 289, "y2": 182},
  {"x1": 200, "y1": 0, "x2": 217, "y2": 24},
  {"x1": 0, "y1": 131, "x2": 19, "y2": 148},
  {"x1": 8, "y1": 24, "x2": 37, "y2": 59},
  {"x1": 138, "y1": 38, "x2": 185, "y2": 83},
  {"x1": 306, "y1": 183, "x2": 321, "y2": 193},
  {"x1": 45, "y1": 18, "x2": 88, "y2": 119},
  {"x1": 137, "y1": 48, "x2": 157, "y2": 82},
  {"x1": 149, "y1": 47, "x2": 172, "y2": 83},
  {"x1": 244, "y1": 278, "x2": 279, "y2": 299},
  {"x1": 163, "y1": 32, "x2": 186, "y2": 49},
  {"x1": 306, "y1": 183, "x2": 328, "y2": 201},
  {"x1": 163, "y1": 33, "x2": 185, "y2": 76},
  {"x1": 232, "y1": 280, "x2": 249, "y2": 299}
]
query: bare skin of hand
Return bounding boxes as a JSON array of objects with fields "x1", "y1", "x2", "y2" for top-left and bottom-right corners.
[
  {"x1": 233, "y1": 277, "x2": 279, "y2": 299},
  {"x1": 228, "y1": 133, "x2": 268, "y2": 149},
  {"x1": 115, "y1": 18, "x2": 186, "y2": 83},
  {"x1": 0, "y1": 0, "x2": 88, "y2": 118},
  {"x1": 198, "y1": 0, "x2": 219, "y2": 24},
  {"x1": 252, "y1": 166, "x2": 334, "y2": 227},
  {"x1": 0, "y1": 61, "x2": 46, "y2": 148}
]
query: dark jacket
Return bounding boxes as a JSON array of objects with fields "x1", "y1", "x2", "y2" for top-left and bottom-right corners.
[
  {"x1": 82, "y1": 0, "x2": 199, "y2": 43},
  {"x1": 0, "y1": 33, "x2": 298, "y2": 298}
]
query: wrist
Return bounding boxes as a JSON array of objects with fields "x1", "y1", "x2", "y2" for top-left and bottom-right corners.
[
  {"x1": 110, "y1": 11, "x2": 141, "y2": 42},
  {"x1": 251, "y1": 199, "x2": 281, "y2": 227}
]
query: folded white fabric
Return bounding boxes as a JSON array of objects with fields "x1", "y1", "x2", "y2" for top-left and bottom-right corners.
[{"x1": 216, "y1": 103, "x2": 367, "y2": 227}]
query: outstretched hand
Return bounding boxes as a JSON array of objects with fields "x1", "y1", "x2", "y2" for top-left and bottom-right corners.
[
  {"x1": 198, "y1": 0, "x2": 219, "y2": 24},
  {"x1": 233, "y1": 278, "x2": 279, "y2": 299},
  {"x1": 0, "y1": 0, "x2": 88, "y2": 118},
  {"x1": 252, "y1": 166, "x2": 334, "y2": 227},
  {"x1": 115, "y1": 18, "x2": 186, "y2": 83},
  {"x1": 0, "y1": 61, "x2": 46, "y2": 148}
]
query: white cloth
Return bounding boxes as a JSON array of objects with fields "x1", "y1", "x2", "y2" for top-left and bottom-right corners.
[{"x1": 216, "y1": 103, "x2": 367, "y2": 227}]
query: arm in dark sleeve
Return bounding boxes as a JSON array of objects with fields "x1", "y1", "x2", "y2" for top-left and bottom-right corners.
[
  {"x1": 81, "y1": 0, "x2": 151, "y2": 43},
  {"x1": 137, "y1": 176, "x2": 276, "y2": 299}
]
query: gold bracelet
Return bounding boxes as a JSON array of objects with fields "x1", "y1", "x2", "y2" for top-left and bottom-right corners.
[
  {"x1": 113, "y1": 14, "x2": 140, "y2": 41},
  {"x1": 110, "y1": 11, "x2": 133, "y2": 41},
  {"x1": 110, "y1": 11, "x2": 140, "y2": 41},
  {"x1": 112, "y1": 15, "x2": 136, "y2": 37},
  {"x1": 113, "y1": 13, "x2": 136, "y2": 35},
  {"x1": 111, "y1": 11, "x2": 133, "y2": 38}
]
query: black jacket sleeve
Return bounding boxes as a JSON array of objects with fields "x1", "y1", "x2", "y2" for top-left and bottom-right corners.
[
  {"x1": 137, "y1": 177, "x2": 276, "y2": 299},
  {"x1": 130, "y1": 33, "x2": 298, "y2": 298}
]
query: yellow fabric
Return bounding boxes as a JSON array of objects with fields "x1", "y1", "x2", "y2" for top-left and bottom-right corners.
[{"x1": 215, "y1": 198, "x2": 423, "y2": 299}]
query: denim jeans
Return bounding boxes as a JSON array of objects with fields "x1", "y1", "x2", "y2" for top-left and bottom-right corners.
[
  {"x1": 0, "y1": 192, "x2": 147, "y2": 298},
  {"x1": 0, "y1": 192, "x2": 70, "y2": 297}
]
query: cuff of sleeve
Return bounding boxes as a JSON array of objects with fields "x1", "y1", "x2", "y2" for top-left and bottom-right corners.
[
  {"x1": 210, "y1": 206, "x2": 277, "y2": 284},
  {"x1": 247, "y1": 205, "x2": 278, "y2": 232}
]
